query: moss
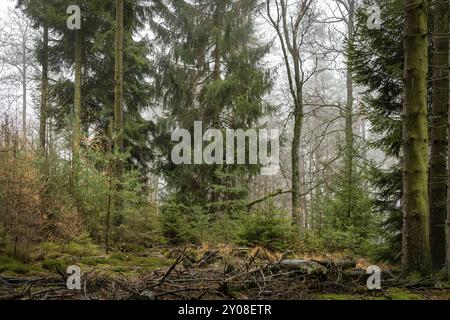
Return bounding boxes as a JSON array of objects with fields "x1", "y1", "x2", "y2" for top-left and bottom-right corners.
[
  {"x1": 0, "y1": 260, "x2": 31, "y2": 275},
  {"x1": 63, "y1": 242, "x2": 101, "y2": 257},
  {"x1": 80, "y1": 256, "x2": 108, "y2": 266},
  {"x1": 9, "y1": 264, "x2": 30, "y2": 275},
  {"x1": 126, "y1": 255, "x2": 173, "y2": 269},
  {"x1": 112, "y1": 266, "x2": 128, "y2": 273},
  {"x1": 317, "y1": 293, "x2": 362, "y2": 300},
  {"x1": 110, "y1": 252, "x2": 128, "y2": 262},
  {"x1": 119, "y1": 243, "x2": 145, "y2": 253},
  {"x1": 0, "y1": 255, "x2": 15, "y2": 265},
  {"x1": 41, "y1": 258, "x2": 67, "y2": 272},
  {"x1": 40, "y1": 242, "x2": 62, "y2": 253},
  {"x1": 6, "y1": 248, "x2": 32, "y2": 264},
  {"x1": 386, "y1": 288, "x2": 424, "y2": 300}
]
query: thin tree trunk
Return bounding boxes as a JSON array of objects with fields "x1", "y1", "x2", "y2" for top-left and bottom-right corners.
[
  {"x1": 72, "y1": 29, "x2": 82, "y2": 195},
  {"x1": 429, "y1": 0, "x2": 448, "y2": 272},
  {"x1": 292, "y1": 102, "x2": 303, "y2": 232},
  {"x1": 402, "y1": 0, "x2": 431, "y2": 276},
  {"x1": 39, "y1": 24, "x2": 48, "y2": 153},
  {"x1": 22, "y1": 35, "x2": 27, "y2": 142},
  {"x1": 345, "y1": 0, "x2": 355, "y2": 220},
  {"x1": 114, "y1": 0, "x2": 124, "y2": 154},
  {"x1": 106, "y1": 119, "x2": 114, "y2": 254},
  {"x1": 114, "y1": 0, "x2": 124, "y2": 227},
  {"x1": 447, "y1": 0, "x2": 450, "y2": 278}
]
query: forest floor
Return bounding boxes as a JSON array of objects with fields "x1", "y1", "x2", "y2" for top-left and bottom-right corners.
[{"x1": 1, "y1": 244, "x2": 449, "y2": 300}]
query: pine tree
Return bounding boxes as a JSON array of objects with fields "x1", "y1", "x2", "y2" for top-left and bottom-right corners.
[
  {"x1": 37, "y1": 1, "x2": 154, "y2": 177},
  {"x1": 350, "y1": 0, "x2": 404, "y2": 262},
  {"x1": 151, "y1": 0, "x2": 272, "y2": 213}
]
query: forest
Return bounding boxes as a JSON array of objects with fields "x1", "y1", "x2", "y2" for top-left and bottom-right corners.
[{"x1": 0, "y1": 0, "x2": 449, "y2": 301}]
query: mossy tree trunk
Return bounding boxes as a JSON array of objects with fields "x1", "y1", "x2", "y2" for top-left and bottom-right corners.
[
  {"x1": 114, "y1": 0, "x2": 124, "y2": 154},
  {"x1": 114, "y1": 0, "x2": 124, "y2": 227},
  {"x1": 39, "y1": 24, "x2": 48, "y2": 154},
  {"x1": 344, "y1": 0, "x2": 355, "y2": 220},
  {"x1": 402, "y1": 0, "x2": 431, "y2": 276},
  {"x1": 429, "y1": 0, "x2": 448, "y2": 272},
  {"x1": 72, "y1": 29, "x2": 82, "y2": 196}
]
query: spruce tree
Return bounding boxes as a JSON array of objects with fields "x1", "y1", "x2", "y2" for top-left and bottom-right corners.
[
  {"x1": 150, "y1": 0, "x2": 272, "y2": 215},
  {"x1": 350, "y1": 0, "x2": 404, "y2": 262}
]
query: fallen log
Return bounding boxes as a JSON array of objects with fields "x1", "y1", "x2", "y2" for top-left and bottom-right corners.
[
  {"x1": 342, "y1": 269, "x2": 399, "y2": 283},
  {"x1": 272, "y1": 260, "x2": 328, "y2": 276},
  {"x1": 313, "y1": 260, "x2": 357, "y2": 270}
]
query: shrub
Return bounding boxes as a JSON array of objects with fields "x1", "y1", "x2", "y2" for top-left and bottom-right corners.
[
  {"x1": 238, "y1": 207, "x2": 293, "y2": 251},
  {"x1": 6, "y1": 248, "x2": 32, "y2": 264},
  {"x1": 63, "y1": 240, "x2": 101, "y2": 257},
  {"x1": 0, "y1": 256, "x2": 31, "y2": 275},
  {"x1": 160, "y1": 202, "x2": 191, "y2": 244},
  {"x1": 41, "y1": 258, "x2": 67, "y2": 272}
]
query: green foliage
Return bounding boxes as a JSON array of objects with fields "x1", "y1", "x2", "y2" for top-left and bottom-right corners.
[
  {"x1": 349, "y1": 0, "x2": 404, "y2": 262},
  {"x1": 238, "y1": 205, "x2": 293, "y2": 251},
  {"x1": 386, "y1": 288, "x2": 423, "y2": 300},
  {"x1": 160, "y1": 201, "x2": 192, "y2": 245},
  {"x1": 151, "y1": 0, "x2": 273, "y2": 216},
  {"x1": 6, "y1": 248, "x2": 32, "y2": 264},
  {"x1": 41, "y1": 258, "x2": 66, "y2": 272},
  {"x1": 0, "y1": 255, "x2": 31, "y2": 275},
  {"x1": 308, "y1": 157, "x2": 380, "y2": 256},
  {"x1": 370, "y1": 165, "x2": 403, "y2": 263},
  {"x1": 40, "y1": 239, "x2": 101, "y2": 258},
  {"x1": 209, "y1": 214, "x2": 240, "y2": 245},
  {"x1": 63, "y1": 241, "x2": 101, "y2": 257},
  {"x1": 161, "y1": 199, "x2": 259, "y2": 246}
]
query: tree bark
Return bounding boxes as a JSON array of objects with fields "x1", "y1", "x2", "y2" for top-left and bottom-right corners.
[
  {"x1": 447, "y1": 0, "x2": 450, "y2": 278},
  {"x1": 402, "y1": 0, "x2": 431, "y2": 276},
  {"x1": 39, "y1": 24, "x2": 48, "y2": 153},
  {"x1": 72, "y1": 29, "x2": 82, "y2": 195},
  {"x1": 22, "y1": 32, "x2": 27, "y2": 142},
  {"x1": 292, "y1": 103, "x2": 303, "y2": 230},
  {"x1": 344, "y1": 0, "x2": 355, "y2": 219},
  {"x1": 113, "y1": 0, "x2": 125, "y2": 227},
  {"x1": 114, "y1": 0, "x2": 124, "y2": 154},
  {"x1": 429, "y1": 0, "x2": 448, "y2": 272},
  {"x1": 266, "y1": 0, "x2": 310, "y2": 233}
]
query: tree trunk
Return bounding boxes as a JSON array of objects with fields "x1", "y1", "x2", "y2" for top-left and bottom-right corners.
[
  {"x1": 22, "y1": 34, "x2": 27, "y2": 142},
  {"x1": 447, "y1": 0, "x2": 450, "y2": 278},
  {"x1": 402, "y1": 0, "x2": 431, "y2": 276},
  {"x1": 72, "y1": 29, "x2": 82, "y2": 195},
  {"x1": 114, "y1": 0, "x2": 124, "y2": 154},
  {"x1": 429, "y1": 0, "x2": 448, "y2": 272},
  {"x1": 114, "y1": 0, "x2": 124, "y2": 227},
  {"x1": 291, "y1": 40, "x2": 304, "y2": 234},
  {"x1": 292, "y1": 102, "x2": 303, "y2": 232},
  {"x1": 39, "y1": 24, "x2": 48, "y2": 153},
  {"x1": 344, "y1": 0, "x2": 355, "y2": 220}
]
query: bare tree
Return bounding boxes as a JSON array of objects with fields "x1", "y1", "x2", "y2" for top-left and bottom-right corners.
[
  {"x1": 265, "y1": 0, "x2": 319, "y2": 232},
  {"x1": 0, "y1": 8, "x2": 36, "y2": 142}
]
